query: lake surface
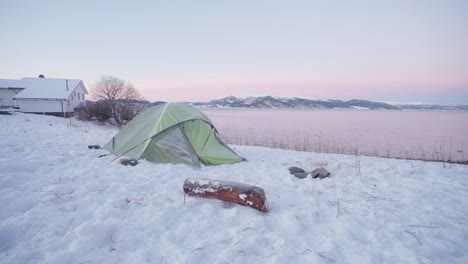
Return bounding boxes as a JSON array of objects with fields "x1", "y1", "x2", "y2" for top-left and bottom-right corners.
[{"x1": 203, "y1": 108, "x2": 468, "y2": 162}]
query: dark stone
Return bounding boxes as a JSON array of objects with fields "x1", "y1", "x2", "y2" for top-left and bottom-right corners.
[
  {"x1": 311, "y1": 167, "x2": 331, "y2": 179},
  {"x1": 120, "y1": 158, "x2": 139, "y2": 166},
  {"x1": 0, "y1": 111, "x2": 13, "y2": 115},
  {"x1": 88, "y1": 145, "x2": 101, "y2": 149},
  {"x1": 288, "y1": 166, "x2": 306, "y2": 175},
  {"x1": 293, "y1": 172, "x2": 308, "y2": 179}
]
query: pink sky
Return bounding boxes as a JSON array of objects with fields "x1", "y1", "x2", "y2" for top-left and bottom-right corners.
[
  {"x1": 135, "y1": 71, "x2": 468, "y2": 102},
  {"x1": 2, "y1": 1, "x2": 467, "y2": 104}
]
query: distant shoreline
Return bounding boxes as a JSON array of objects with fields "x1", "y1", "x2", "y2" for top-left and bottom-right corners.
[
  {"x1": 189, "y1": 96, "x2": 468, "y2": 112},
  {"x1": 197, "y1": 105, "x2": 468, "y2": 112}
]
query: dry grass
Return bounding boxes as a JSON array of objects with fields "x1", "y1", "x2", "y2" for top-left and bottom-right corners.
[{"x1": 218, "y1": 128, "x2": 467, "y2": 165}]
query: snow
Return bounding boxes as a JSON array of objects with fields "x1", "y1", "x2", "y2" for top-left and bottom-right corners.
[
  {"x1": 379, "y1": 101, "x2": 434, "y2": 106},
  {"x1": 231, "y1": 94, "x2": 324, "y2": 101},
  {"x1": 1, "y1": 77, "x2": 83, "y2": 99},
  {"x1": 0, "y1": 79, "x2": 24, "y2": 89},
  {"x1": 190, "y1": 186, "x2": 218, "y2": 194},
  {"x1": 351, "y1": 106, "x2": 370, "y2": 110},
  {"x1": 1, "y1": 113, "x2": 468, "y2": 263}
]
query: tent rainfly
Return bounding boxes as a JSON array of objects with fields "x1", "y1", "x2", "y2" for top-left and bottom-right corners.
[{"x1": 103, "y1": 103, "x2": 245, "y2": 167}]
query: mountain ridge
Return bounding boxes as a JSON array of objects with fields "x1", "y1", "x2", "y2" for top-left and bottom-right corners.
[{"x1": 190, "y1": 96, "x2": 468, "y2": 111}]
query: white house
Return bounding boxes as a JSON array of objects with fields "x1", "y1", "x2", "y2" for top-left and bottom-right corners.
[{"x1": 0, "y1": 76, "x2": 88, "y2": 116}]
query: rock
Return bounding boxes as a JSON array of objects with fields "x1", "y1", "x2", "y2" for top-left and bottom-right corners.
[
  {"x1": 288, "y1": 166, "x2": 306, "y2": 175},
  {"x1": 88, "y1": 144, "x2": 101, "y2": 149},
  {"x1": 293, "y1": 172, "x2": 308, "y2": 179},
  {"x1": 288, "y1": 166, "x2": 308, "y2": 179},
  {"x1": 311, "y1": 167, "x2": 331, "y2": 179},
  {"x1": 120, "y1": 158, "x2": 138, "y2": 166}
]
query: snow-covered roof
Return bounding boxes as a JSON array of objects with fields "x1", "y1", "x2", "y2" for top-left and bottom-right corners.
[
  {"x1": 0, "y1": 79, "x2": 24, "y2": 89},
  {"x1": 4, "y1": 77, "x2": 88, "y2": 100}
]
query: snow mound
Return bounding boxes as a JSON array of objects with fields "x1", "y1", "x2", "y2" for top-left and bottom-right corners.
[{"x1": 1, "y1": 113, "x2": 468, "y2": 263}]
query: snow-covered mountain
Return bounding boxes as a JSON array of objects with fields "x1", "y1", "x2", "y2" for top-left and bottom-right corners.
[{"x1": 191, "y1": 96, "x2": 468, "y2": 111}]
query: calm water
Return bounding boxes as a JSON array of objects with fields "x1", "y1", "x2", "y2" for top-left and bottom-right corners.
[{"x1": 203, "y1": 108, "x2": 468, "y2": 162}]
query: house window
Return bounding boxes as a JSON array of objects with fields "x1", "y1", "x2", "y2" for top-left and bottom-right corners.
[{"x1": 78, "y1": 93, "x2": 80, "y2": 101}]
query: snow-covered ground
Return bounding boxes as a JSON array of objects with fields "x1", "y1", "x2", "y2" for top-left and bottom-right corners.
[{"x1": 1, "y1": 113, "x2": 468, "y2": 264}]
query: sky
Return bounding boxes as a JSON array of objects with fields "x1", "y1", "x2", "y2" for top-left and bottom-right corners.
[{"x1": 1, "y1": 0, "x2": 467, "y2": 103}]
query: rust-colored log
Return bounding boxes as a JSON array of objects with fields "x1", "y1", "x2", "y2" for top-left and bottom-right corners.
[{"x1": 183, "y1": 178, "x2": 269, "y2": 212}]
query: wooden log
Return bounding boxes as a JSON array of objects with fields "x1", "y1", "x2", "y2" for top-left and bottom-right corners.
[{"x1": 183, "y1": 178, "x2": 269, "y2": 212}]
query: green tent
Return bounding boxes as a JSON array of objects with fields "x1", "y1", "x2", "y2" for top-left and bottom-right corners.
[{"x1": 103, "y1": 103, "x2": 244, "y2": 167}]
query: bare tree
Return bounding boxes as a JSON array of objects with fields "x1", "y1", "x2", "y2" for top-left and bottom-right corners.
[{"x1": 92, "y1": 75, "x2": 144, "y2": 126}]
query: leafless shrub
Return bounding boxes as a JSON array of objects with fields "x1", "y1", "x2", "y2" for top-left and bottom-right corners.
[{"x1": 91, "y1": 75, "x2": 144, "y2": 127}]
